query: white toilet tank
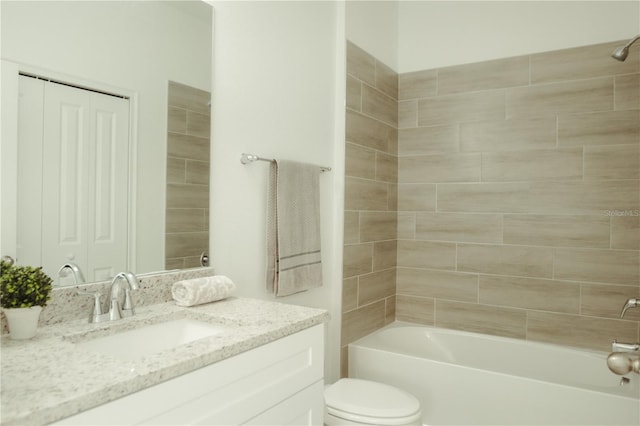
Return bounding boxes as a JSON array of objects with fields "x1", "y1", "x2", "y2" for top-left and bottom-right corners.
[{"x1": 324, "y1": 378, "x2": 422, "y2": 425}]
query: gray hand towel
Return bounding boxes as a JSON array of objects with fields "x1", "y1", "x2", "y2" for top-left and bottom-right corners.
[{"x1": 266, "y1": 160, "x2": 323, "y2": 296}]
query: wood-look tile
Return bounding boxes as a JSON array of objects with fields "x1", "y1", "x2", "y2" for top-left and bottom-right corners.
[
  {"x1": 166, "y1": 208, "x2": 207, "y2": 233},
  {"x1": 358, "y1": 268, "x2": 396, "y2": 306},
  {"x1": 375, "y1": 60, "x2": 398, "y2": 100},
  {"x1": 611, "y1": 216, "x2": 640, "y2": 250},
  {"x1": 396, "y1": 295, "x2": 434, "y2": 325},
  {"x1": 438, "y1": 55, "x2": 529, "y2": 95},
  {"x1": 584, "y1": 144, "x2": 640, "y2": 180},
  {"x1": 359, "y1": 212, "x2": 397, "y2": 242},
  {"x1": 346, "y1": 110, "x2": 396, "y2": 152},
  {"x1": 529, "y1": 180, "x2": 640, "y2": 216},
  {"x1": 554, "y1": 248, "x2": 639, "y2": 285},
  {"x1": 375, "y1": 151, "x2": 397, "y2": 183},
  {"x1": 340, "y1": 345, "x2": 349, "y2": 378},
  {"x1": 186, "y1": 160, "x2": 210, "y2": 185},
  {"x1": 373, "y1": 240, "x2": 397, "y2": 271},
  {"x1": 165, "y1": 258, "x2": 185, "y2": 270},
  {"x1": 165, "y1": 231, "x2": 209, "y2": 258},
  {"x1": 437, "y1": 182, "x2": 530, "y2": 213},
  {"x1": 186, "y1": 111, "x2": 210, "y2": 139},
  {"x1": 347, "y1": 41, "x2": 376, "y2": 87},
  {"x1": 345, "y1": 177, "x2": 389, "y2": 211},
  {"x1": 168, "y1": 106, "x2": 187, "y2": 134},
  {"x1": 385, "y1": 296, "x2": 396, "y2": 325},
  {"x1": 527, "y1": 311, "x2": 638, "y2": 352},
  {"x1": 344, "y1": 211, "x2": 359, "y2": 244},
  {"x1": 399, "y1": 153, "x2": 481, "y2": 183},
  {"x1": 415, "y1": 212, "x2": 503, "y2": 243},
  {"x1": 343, "y1": 243, "x2": 373, "y2": 278},
  {"x1": 460, "y1": 117, "x2": 557, "y2": 152},
  {"x1": 397, "y1": 240, "x2": 456, "y2": 270},
  {"x1": 506, "y1": 78, "x2": 613, "y2": 119},
  {"x1": 397, "y1": 213, "x2": 416, "y2": 240},
  {"x1": 167, "y1": 157, "x2": 186, "y2": 184},
  {"x1": 343, "y1": 277, "x2": 358, "y2": 313},
  {"x1": 166, "y1": 183, "x2": 209, "y2": 209},
  {"x1": 341, "y1": 300, "x2": 386, "y2": 345},
  {"x1": 481, "y1": 147, "x2": 583, "y2": 182},
  {"x1": 399, "y1": 69, "x2": 437, "y2": 100},
  {"x1": 479, "y1": 275, "x2": 580, "y2": 314},
  {"x1": 457, "y1": 243, "x2": 554, "y2": 278},
  {"x1": 581, "y1": 283, "x2": 640, "y2": 321},
  {"x1": 503, "y1": 214, "x2": 610, "y2": 248},
  {"x1": 387, "y1": 183, "x2": 398, "y2": 211},
  {"x1": 168, "y1": 81, "x2": 210, "y2": 115},
  {"x1": 399, "y1": 100, "x2": 418, "y2": 129},
  {"x1": 615, "y1": 73, "x2": 640, "y2": 111},
  {"x1": 531, "y1": 41, "x2": 639, "y2": 84},
  {"x1": 397, "y1": 268, "x2": 478, "y2": 302},
  {"x1": 418, "y1": 90, "x2": 505, "y2": 127},
  {"x1": 345, "y1": 143, "x2": 376, "y2": 179},
  {"x1": 398, "y1": 125, "x2": 459, "y2": 156},
  {"x1": 435, "y1": 300, "x2": 526, "y2": 339},
  {"x1": 397, "y1": 183, "x2": 437, "y2": 211},
  {"x1": 558, "y1": 110, "x2": 640, "y2": 147},
  {"x1": 362, "y1": 84, "x2": 398, "y2": 127},
  {"x1": 346, "y1": 75, "x2": 362, "y2": 112},
  {"x1": 167, "y1": 133, "x2": 210, "y2": 161}
]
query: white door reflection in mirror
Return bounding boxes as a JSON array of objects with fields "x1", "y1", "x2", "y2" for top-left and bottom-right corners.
[{"x1": 18, "y1": 75, "x2": 129, "y2": 285}]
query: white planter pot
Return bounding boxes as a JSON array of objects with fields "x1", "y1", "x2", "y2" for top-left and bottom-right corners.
[{"x1": 3, "y1": 306, "x2": 43, "y2": 340}]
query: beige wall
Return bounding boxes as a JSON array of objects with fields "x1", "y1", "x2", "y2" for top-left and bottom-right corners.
[
  {"x1": 165, "y1": 81, "x2": 211, "y2": 269},
  {"x1": 342, "y1": 42, "x2": 399, "y2": 377},
  {"x1": 342, "y1": 39, "x2": 640, "y2": 375}
]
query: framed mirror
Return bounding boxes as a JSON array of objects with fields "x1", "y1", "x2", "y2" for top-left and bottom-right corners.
[{"x1": 0, "y1": 0, "x2": 212, "y2": 286}]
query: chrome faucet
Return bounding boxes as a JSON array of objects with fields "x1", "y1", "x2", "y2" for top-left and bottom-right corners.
[
  {"x1": 77, "y1": 271, "x2": 139, "y2": 323},
  {"x1": 620, "y1": 297, "x2": 640, "y2": 318},
  {"x1": 58, "y1": 263, "x2": 86, "y2": 285},
  {"x1": 612, "y1": 340, "x2": 640, "y2": 352},
  {"x1": 107, "y1": 272, "x2": 139, "y2": 320}
]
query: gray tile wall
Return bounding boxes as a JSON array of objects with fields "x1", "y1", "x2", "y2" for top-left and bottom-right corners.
[{"x1": 165, "y1": 81, "x2": 211, "y2": 269}]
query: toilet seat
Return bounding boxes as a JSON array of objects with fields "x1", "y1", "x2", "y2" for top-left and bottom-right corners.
[{"x1": 325, "y1": 378, "x2": 422, "y2": 425}]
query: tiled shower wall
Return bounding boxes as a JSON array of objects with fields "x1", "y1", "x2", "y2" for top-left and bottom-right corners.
[
  {"x1": 341, "y1": 39, "x2": 640, "y2": 375},
  {"x1": 165, "y1": 81, "x2": 211, "y2": 269},
  {"x1": 342, "y1": 42, "x2": 399, "y2": 377},
  {"x1": 397, "y1": 40, "x2": 640, "y2": 352}
]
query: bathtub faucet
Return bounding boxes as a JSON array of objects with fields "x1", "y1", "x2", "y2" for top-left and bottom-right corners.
[
  {"x1": 612, "y1": 340, "x2": 640, "y2": 352},
  {"x1": 620, "y1": 297, "x2": 640, "y2": 318}
]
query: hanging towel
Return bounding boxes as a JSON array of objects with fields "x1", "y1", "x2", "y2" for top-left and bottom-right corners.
[
  {"x1": 171, "y1": 275, "x2": 236, "y2": 306},
  {"x1": 266, "y1": 159, "x2": 323, "y2": 296}
]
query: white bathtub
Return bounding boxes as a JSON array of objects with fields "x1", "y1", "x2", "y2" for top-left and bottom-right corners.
[{"x1": 348, "y1": 322, "x2": 640, "y2": 426}]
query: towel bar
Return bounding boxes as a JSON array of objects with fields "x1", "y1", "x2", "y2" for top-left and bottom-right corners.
[{"x1": 240, "y1": 153, "x2": 331, "y2": 172}]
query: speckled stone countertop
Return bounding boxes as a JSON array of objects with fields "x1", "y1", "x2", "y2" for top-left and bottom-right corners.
[{"x1": 0, "y1": 297, "x2": 329, "y2": 426}]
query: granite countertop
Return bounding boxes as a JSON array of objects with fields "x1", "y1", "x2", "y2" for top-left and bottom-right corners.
[{"x1": 0, "y1": 297, "x2": 329, "y2": 426}]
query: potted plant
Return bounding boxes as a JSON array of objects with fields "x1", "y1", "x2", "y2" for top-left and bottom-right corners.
[{"x1": 0, "y1": 260, "x2": 53, "y2": 339}]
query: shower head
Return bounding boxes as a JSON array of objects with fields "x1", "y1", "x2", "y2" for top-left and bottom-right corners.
[{"x1": 612, "y1": 35, "x2": 640, "y2": 61}]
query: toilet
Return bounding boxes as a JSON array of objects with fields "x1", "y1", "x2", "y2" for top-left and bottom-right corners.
[{"x1": 324, "y1": 378, "x2": 422, "y2": 425}]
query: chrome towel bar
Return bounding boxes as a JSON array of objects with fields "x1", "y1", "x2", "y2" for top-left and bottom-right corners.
[{"x1": 240, "y1": 153, "x2": 331, "y2": 172}]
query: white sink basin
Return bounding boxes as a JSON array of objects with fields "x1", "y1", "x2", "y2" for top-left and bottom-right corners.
[{"x1": 75, "y1": 318, "x2": 233, "y2": 361}]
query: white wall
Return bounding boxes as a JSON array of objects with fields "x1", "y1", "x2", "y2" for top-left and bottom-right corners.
[
  {"x1": 209, "y1": 1, "x2": 345, "y2": 382},
  {"x1": 398, "y1": 0, "x2": 640, "y2": 72},
  {"x1": 346, "y1": 0, "x2": 399, "y2": 70},
  {"x1": 0, "y1": 1, "x2": 211, "y2": 274}
]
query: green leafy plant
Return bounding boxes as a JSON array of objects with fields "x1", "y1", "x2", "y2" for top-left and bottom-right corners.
[{"x1": 0, "y1": 260, "x2": 53, "y2": 308}]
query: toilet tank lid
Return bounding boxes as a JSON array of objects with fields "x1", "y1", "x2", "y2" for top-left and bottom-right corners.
[{"x1": 325, "y1": 378, "x2": 421, "y2": 419}]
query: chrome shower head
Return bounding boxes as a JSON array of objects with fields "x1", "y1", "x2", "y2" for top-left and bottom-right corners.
[{"x1": 612, "y1": 35, "x2": 640, "y2": 61}]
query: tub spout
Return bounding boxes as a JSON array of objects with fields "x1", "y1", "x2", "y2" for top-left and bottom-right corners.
[{"x1": 620, "y1": 297, "x2": 640, "y2": 318}]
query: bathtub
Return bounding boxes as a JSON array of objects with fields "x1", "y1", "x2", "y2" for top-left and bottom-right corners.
[{"x1": 348, "y1": 322, "x2": 640, "y2": 425}]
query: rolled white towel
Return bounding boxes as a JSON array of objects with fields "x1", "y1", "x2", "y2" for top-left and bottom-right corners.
[{"x1": 171, "y1": 276, "x2": 236, "y2": 307}]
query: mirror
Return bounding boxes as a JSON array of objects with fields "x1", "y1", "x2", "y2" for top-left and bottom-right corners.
[{"x1": 0, "y1": 1, "x2": 212, "y2": 285}]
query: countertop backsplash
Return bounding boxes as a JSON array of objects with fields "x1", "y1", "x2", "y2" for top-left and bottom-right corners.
[{"x1": 1, "y1": 267, "x2": 216, "y2": 333}]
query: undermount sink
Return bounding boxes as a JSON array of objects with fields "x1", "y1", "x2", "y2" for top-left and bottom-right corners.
[{"x1": 74, "y1": 318, "x2": 234, "y2": 361}]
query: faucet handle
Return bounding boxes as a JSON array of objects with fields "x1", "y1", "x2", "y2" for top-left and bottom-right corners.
[
  {"x1": 76, "y1": 289, "x2": 105, "y2": 322},
  {"x1": 621, "y1": 297, "x2": 640, "y2": 318}
]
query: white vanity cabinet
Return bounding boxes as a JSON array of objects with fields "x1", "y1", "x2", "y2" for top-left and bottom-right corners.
[{"x1": 54, "y1": 324, "x2": 324, "y2": 425}]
